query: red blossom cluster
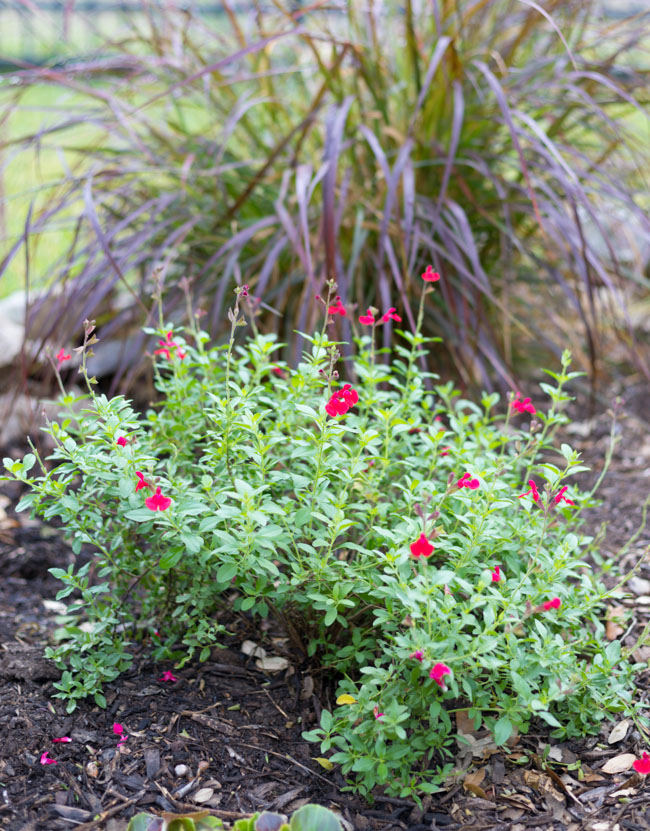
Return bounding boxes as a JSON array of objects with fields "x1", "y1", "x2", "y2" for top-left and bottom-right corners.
[
  {"x1": 325, "y1": 384, "x2": 359, "y2": 417},
  {"x1": 155, "y1": 331, "x2": 186, "y2": 361},
  {"x1": 511, "y1": 394, "x2": 536, "y2": 415}
]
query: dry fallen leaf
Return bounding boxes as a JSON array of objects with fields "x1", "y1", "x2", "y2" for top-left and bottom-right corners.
[
  {"x1": 463, "y1": 768, "x2": 489, "y2": 800},
  {"x1": 192, "y1": 787, "x2": 214, "y2": 803},
  {"x1": 241, "y1": 640, "x2": 267, "y2": 658},
  {"x1": 456, "y1": 709, "x2": 477, "y2": 736},
  {"x1": 605, "y1": 605, "x2": 626, "y2": 641},
  {"x1": 255, "y1": 655, "x2": 290, "y2": 672},
  {"x1": 313, "y1": 757, "x2": 334, "y2": 771},
  {"x1": 607, "y1": 719, "x2": 630, "y2": 744},
  {"x1": 601, "y1": 753, "x2": 636, "y2": 774}
]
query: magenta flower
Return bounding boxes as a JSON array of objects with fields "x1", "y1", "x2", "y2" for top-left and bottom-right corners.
[
  {"x1": 410, "y1": 533, "x2": 434, "y2": 559},
  {"x1": 633, "y1": 752, "x2": 650, "y2": 775},
  {"x1": 40, "y1": 751, "x2": 57, "y2": 765},
  {"x1": 145, "y1": 487, "x2": 172, "y2": 512},
  {"x1": 543, "y1": 597, "x2": 562, "y2": 611},
  {"x1": 457, "y1": 472, "x2": 480, "y2": 490},
  {"x1": 511, "y1": 394, "x2": 536, "y2": 415},
  {"x1": 491, "y1": 566, "x2": 501, "y2": 583},
  {"x1": 51, "y1": 737, "x2": 71, "y2": 743},
  {"x1": 421, "y1": 265, "x2": 441, "y2": 282},
  {"x1": 155, "y1": 331, "x2": 186, "y2": 360},
  {"x1": 270, "y1": 366, "x2": 287, "y2": 379},
  {"x1": 440, "y1": 446, "x2": 450, "y2": 456},
  {"x1": 359, "y1": 309, "x2": 376, "y2": 325},
  {"x1": 554, "y1": 486, "x2": 575, "y2": 506},
  {"x1": 116, "y1": 436, "x2": 127, "y2": 448},
  {"x1": 325, "y1": 384, "x2": 359, "y2": 418},
  {"x1": 430, "y1": 663, "x2": 452, "y2": 690},
  {"x1": 327, "y1": 297, "x2": 347, "y2": 317},
  {"x1": 409, "y1": 650, "x2": 424, "y2": 662},
  {"x1": 158, "y1": 670, "x2": 178, "y2": 682},
  {"x1": 56, "y1": 348, "x2": 71, "y2": 369},
  {"x1": 135, "y1": 471, "x2": 151, "y2": 492},
  {"x1": 113, "y1": 722, "x2": 128, "y2": 746},
  {"x1": 373, "y1": 706, "x2": 384, "y2": 720},
  {"x1": 518, "y1": 480, "x2": 540, "y2": 503},
  {"x1": 382, "y1": 307, "x2": 402, "y2": 323}
]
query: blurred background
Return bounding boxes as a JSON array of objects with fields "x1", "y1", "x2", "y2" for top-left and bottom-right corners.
[{"x1": 0, "y1": 0, "x2": 648, "y2": 413}]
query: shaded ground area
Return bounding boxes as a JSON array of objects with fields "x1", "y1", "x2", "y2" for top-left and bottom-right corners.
[{"x1": 1, "y1": 392, "x2": 650, "y2": 831}]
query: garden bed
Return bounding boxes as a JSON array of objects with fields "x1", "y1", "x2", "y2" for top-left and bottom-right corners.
[{"x1": 1, "y1": 384, "x2": 650, "y2": 831}]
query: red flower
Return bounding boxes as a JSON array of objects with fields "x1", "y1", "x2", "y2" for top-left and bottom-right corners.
[
  {"x1": 511, "y1": 395, "x2": 536, "y2": 415},
  {"x1": 409, "y1": 650, "x2": 424, "y2": 662},
  {"x1": 633, "y1": 752, "x2": 650, "y2": 775},
  {"x1": 543, "y1": 597, "x2": 561, "y2": 611},
  {"x1": 52, "y1": 737, "x2": 71, "y2": 743},
  {"x1": 56, "y1": 348, "x2": 71, "y2": 368},
  {"x1": 158, "y1": 670, "x2": 178, "y2": 682},
  {"x1": 116, "y1": 436, "x2": 127, "y2": 448},
  {"x1": 327, "y1": 297, "x2": 347, "y2": 317},
  {"x1": 440, "y1": 447, "x2": 450, "y2": 457},
  {"x1": 382, "y1": 307, "x2": 402, "y2": 323},
  {"x1": 325, "y1": 384, "x2": 359, "y2": 418},
  {"x1": 421, "y1": 265, "x2": 441, "y2": 282},
  {"x1": 271, "y1": 366, "x2": 287, "y2": 379},
  {"x1": 359, "y1": 309, "x2": 376, "y2": 325},
  {"x1": 373, "y1": 706, "x2": 384, "y2": 720},
  {"x1": 457, "y1": 472, "x2": 480, "y2": 490},
  {"x1": 145, "y1": 487, "x2": 172, "y2": 512},
  {"x1": 429, "y1": 663, "x2": 451, "y2": 690},
  {"x1": 155, "y1": 331, "x2": 186, "y2": 360},
  {"x1": 491, "y1": 566, "x2": 501, "y2": 583},
  {"x1": 518, "y1": 480, "x2": 540, "y2": 503},
  {"x1": 113, "y1": 722, "x2": 128, "y2": 746},
  {"x1": 135, "y1": 471, "x2": 151, "y2": 492},
  {"x1": 410, "y1": 533, "x2": 434, "y2": 558},
  {"x1": 554, "y1": 486, "x2": 575, "y2": 506},
  {"x1": 40, "y1": 751, "x2": 57, "y2": 765}
]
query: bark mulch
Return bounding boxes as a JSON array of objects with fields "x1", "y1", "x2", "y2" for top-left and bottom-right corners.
[{"x1": 1, "y1": 389, "x2": 650, "y2": 831}]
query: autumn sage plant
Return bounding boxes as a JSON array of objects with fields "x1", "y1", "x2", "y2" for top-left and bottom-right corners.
[{"x1": 4, "y1": 272, "x2": 645, "y2": 798}]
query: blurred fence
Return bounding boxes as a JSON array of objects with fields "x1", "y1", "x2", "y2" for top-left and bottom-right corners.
[
  {"x1": 0, "y1": 1, "x2": 306, "y2": 68},
  {"x1": 0, "y1": 0, "x2": 646, "y2": 69}
]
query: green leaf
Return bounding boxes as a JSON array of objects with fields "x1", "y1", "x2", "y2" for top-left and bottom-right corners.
[
  {"x1": 493, "y1": 717, "x2": 512, "y2": 745},
  {"x1": 217, "y1": 562, "x2": 238, "y2": 583},
  {"x1": 289, "y1": 804, "x2": 342, "y2": 831},
  {"x1": 181, "y1": 533, "x2": 204, "y2": 555}
]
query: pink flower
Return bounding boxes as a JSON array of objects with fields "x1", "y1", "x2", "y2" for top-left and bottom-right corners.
[
  {"x1": 554, "y1": 486, "x2": 575, "y2": 506},
  {"x1": 633, "y1": 752, "x2": 650, "y2": 775},
  {"x1": 52, "y1": 737, "x2": 72, "y2": 743},
  {"x1": 56, "y1": 348, "x2": 71, "y2": 368},
  {"x1": 135, "y1": 471, "x2": 151, "y2": 492},
  {"x1": 491, "y1": 566, "x2": 501, "y2": 583},
  {"x1": 359, "y1": 309, "x2": 376, "y2": 326},
  {"x1": 40, "y1": 751, "x2": 57, "y2": 765},
  {"x1": 457, "y1": 472, "x2": 480, "y2": 490},
  {"x1": 421, "y1": 265, "x2": 441, "y2": 282},
  {"x1": 511, "y1": 395, "x2": 536, "y2": 415},
  {"x1": 430, "y1": 663, "x2": 452, "y2": 690},
  {"x1": 410, "y1": 533, "x2": 434, "y2": 559},
  {"x1": 327, "y1": 297, "x2": 347, "y2": 317},
  {"x1": 518, "y1": 480, "x2": 540, "y2": 503},
  {"x1": 409, "y1": 650, "x2": 424, "y2": 662},
  {"x1": 373, "y1": 706, "x2": 384, "y2": 720},
  {"x1": 271, "y1": 366, "x2": 287, "y2": 379},
  {"x1": 145, "y1": 486, "x2": 172, "y2": 512},
  {"x1": 325, "y1": 384, "x2": 359, "y2": 418},
  {"x1": 543, "y1": 597, "x2": 562, "y2": 611},
  {"x1": 155, "y1": 331, "x2": 186, "y2": 360},
  {"x1": 113, "y1": 722, "x2": 128, "y2": 746},
  {"x1": 440, "y1": 447, "x2": 450, "y2": 456},
  {"x1": 158, "y1": 671, "x2": 178, "y2": 682},
  {"x1": 382, "y1": 307, "x2": 402, "y2": 323},
  {"x1": 116, "y1": 436, "x2": 128, "y2": 448}
]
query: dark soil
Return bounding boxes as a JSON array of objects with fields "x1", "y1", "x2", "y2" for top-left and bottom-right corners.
[{"x1": 2, "y1": 389, "x2": 650, "y2": 831}]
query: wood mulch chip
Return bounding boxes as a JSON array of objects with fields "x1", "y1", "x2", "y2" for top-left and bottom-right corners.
[{"x1": 1, "y1": 384, "x2": 650, "y2": 831}]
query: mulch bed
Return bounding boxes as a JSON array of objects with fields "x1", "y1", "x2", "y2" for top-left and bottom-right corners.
[{"x1": 2, "y1": 385, "x2": 650, "y2": 831}]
